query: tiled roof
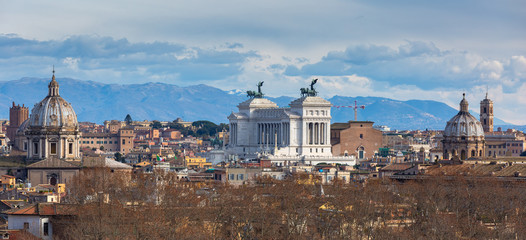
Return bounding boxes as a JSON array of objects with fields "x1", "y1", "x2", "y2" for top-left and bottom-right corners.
[
  {"x1": 494, "y1": 165, "x2": 526, "y2": 177},
  {"x1": 5, "y1": 203, "x2": 74, "y2": 216},
  {"x1": 0, "y1": 200, "x2": 27, "y2": 209},
  {"x1": 380, "y1": 163, "x2": 414, "y2": 171},
  {"x1": 82, "y1": 156, "x2": 132, "y2": 169},
  {"x1": 27, "y1": 157, "x2": 81, "y2": 169}
]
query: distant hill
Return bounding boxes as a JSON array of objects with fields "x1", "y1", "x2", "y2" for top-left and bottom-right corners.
[{"x1": 0, "y1": 78, "x2": 513, "y2": 130}]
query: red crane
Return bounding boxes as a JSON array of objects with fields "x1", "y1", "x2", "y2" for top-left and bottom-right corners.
[{"x1": 332, "y1": 100, "x2": 365, "y2": 121}]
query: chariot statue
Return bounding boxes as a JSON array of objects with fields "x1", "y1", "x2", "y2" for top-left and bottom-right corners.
[
  {"x1": 247, "y1": 81, "x2": 265, "y2": 98},
  {"x1": 300, "y1": 78, "x2": 318, "y2": 97}
]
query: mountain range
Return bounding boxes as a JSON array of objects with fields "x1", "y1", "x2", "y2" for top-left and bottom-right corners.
[{"x1": 0, "y1": 77, "x2": 519, "y2": 131}]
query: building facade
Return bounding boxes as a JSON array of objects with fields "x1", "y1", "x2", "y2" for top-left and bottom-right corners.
[
  {"x1": 227, "y1": 82, "x2": 355, "y2": 166},
  {"x1": 228, "y1": 96, "x2": 332, "y2": 159}
]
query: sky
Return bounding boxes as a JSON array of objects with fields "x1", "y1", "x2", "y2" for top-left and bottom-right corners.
[{"x1": 1, "y1": 0, "x2": 525, "y2": 124}]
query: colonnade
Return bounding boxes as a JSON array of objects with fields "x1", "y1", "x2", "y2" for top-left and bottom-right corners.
[
  {"x1": 307, "y1": 122, "x2": 327, "y2": 145},
  {"x1": 230, "y1": 123, "x2": 238, "y2": 145},
  {"x1": 257, "y1": 122, "x2": 290, "y2": 146}
]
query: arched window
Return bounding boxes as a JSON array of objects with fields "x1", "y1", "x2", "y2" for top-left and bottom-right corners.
[
  {"x1": 461, "y1": 150, "x2": 467, "y2": 160},
  {"x1": 357, "y1": 146, "x2": 365, "y2": 159}
]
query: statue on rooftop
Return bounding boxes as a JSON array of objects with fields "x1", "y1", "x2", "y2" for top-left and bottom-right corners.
[
  {"x1": 247, "y1": 81, "x2": 265, "y2": 98},
  {"x1": 300, "y1": 78, "x2": 318, "y2": 97}
]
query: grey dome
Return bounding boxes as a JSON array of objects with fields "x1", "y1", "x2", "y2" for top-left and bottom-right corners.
[
  {"x1": 444, "y1": 94, "x2": 484, "y2": 137},
  {"x1": 28, "y1": 74, "x2": 78, "y2": 128}
]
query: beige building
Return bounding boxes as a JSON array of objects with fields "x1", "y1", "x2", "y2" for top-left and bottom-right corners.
[
  {"x1": 480, "y1": 94, "x2": 525, "y2": 157},
  {"x1": 80, "y1": 127, "x2": 136, "y2": 154},
  {"x1": 26, "y1": 157, "x2": 80, "y2": 186},
  {"x1": 485, "y1": 131, "x2": 525, "y2": 157}
]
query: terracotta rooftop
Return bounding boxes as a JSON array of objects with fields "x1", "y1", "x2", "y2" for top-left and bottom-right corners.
[
  {"x1": 5, "y1": 203, "x2": 74, "y2": 216},
  {"x1": 0, "y1": 200, "x2": 27, "y2": 209}
]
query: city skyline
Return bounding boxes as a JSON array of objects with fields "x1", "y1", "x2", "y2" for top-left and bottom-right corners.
[{"x1": 1, "y1": 0, "x2": 525, "y2": 124}]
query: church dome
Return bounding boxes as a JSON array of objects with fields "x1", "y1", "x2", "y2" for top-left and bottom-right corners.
[
  {"x1": 28, "y1": 72, "x2": 78, "y2": 129},
  {"x1": 16, "y1": 119, "x2": 30, "y2": 135},
  {"x1": 444, "y1": 94, "x2": 484, "y2": 137}
]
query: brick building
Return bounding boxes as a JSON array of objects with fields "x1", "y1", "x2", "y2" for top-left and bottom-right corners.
[
  {"x1": 331, "y1": 121, "x2": 383, "y2": 160},
  {"x1": 6, "y1": 102, "x2": 28, "y2": 143}
]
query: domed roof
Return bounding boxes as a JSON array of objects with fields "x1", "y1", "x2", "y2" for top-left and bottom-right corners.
[
  {"x1": 16, "y1": 119, "x2": 30, "y2": 135},
  {"x1": 28, "y1": 72, "x2": 78, "y2": 129},
  {"x1": 444, "y1": 94, "x2": 484, "y2": 137}
]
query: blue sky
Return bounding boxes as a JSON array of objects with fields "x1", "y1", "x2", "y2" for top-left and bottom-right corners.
[{"x1": 1, "y1": 0, "x2": 525, "y2": 124}]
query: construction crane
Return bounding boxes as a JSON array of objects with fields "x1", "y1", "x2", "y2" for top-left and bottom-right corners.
[{"x1": 332, "y1": 100, "x2": 365, "y2": 121}]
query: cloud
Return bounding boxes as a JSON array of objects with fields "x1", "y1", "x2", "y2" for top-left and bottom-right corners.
[
  {"x1": 1, "y1": 34, "x2": 526, "y2": 124},
  {"x1": 284, "y1": 41, "x2": 525, "y2": 93},
  {"x1": 0, "y1": 34, "x2": 259, "y2": 84}
]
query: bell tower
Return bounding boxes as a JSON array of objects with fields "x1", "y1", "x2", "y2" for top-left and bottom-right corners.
[{"x1": 480, "y1": 92, "x2": 493, "y2": 133}]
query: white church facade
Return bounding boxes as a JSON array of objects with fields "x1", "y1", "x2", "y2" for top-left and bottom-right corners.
[{"x1": 227, "y1": 80, "x2": 356, "y2": 166}]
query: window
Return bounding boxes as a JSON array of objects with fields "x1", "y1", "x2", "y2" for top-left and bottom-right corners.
[
  {"x1": 43, "y1": 222, "x2": 49, "y2": 236},
  {"x1": 50, "y1": 142, "x2": 57, "y2": 155},
  {"x1": 360, "y1": 134, "x2": 363, "y2": 139},
  {"x1": 69, "y1": 143, "x2": 73, "y2": 154},
  {"x1": 238, "y1": 174, "x2": 244, "y2": 180},
  {"x1": 23, "y1": 222, "x2": 29, "y2": 230},
  {"x1": 229, "y1": 174, "x2": 235, "y2": 180},
  {"x1": 33, "y1": 142, "x2": 38, "y2": 155},
  {"x1": 23, "y1": 142, "x2": 27, "y2": 151},
  {"x1": 122, "y1": 139, "x2": 126, "y2": 144}
]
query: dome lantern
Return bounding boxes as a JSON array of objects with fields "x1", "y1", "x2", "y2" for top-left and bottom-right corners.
[
  {"x1": 48, "y1": 68, "x2": 59, "y2": 96},
  {"x1": 460, "y1": 93, "x2": 469, "y2": 113}
]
